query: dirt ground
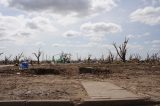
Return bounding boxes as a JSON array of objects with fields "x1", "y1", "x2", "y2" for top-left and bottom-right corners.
[
  {"x1": 108, "y1": 64, "x2": 160, "y2": 101},
  {"x1": 0, "y1": 74, "x2": 88, "y2": 101},
  {"x1": 78, "y1": 64, "x2": 160, "y2": 101},
  {"x1": 0, "y1": 63, "x2": 160, "y2": 102}
]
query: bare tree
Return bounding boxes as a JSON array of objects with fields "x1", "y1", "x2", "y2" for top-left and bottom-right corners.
[
  {"x1": 33, "y1": 49, "x2": 42, "y2": 64},
  {"x1": 107, "y1": 50, "x2": 114, "y2": 63},
  {"x1": 100, "y1": 54, "x2": 105, "y2": 63},
  {"x1": 14, "y1": 52, "x2": 23, "y2": 64},
  {"x1": 134, "y1": 54, "x2": 141, "y2": 61},
  {"x1": 113, "y1": 38, "x2": 129, "y2": 63},
  {"x1": 87, "y1": 54, "x2": 92, "y2": 63},
  {"x1": 66, "y1": 53, "x2": 71, "y2": 63},
  {"x1": 146, "y1": 52, "x2": 160, "y2": 64},
  {"x1": 0, "y1": 53, "x2": 3, "y2": 64},
  {"x1": 63, "y1": 53, "x2": 71, "y2": 63},
  {"x1": 129, "y1": 54, "x2": 133, "y2": 61},
  {"x1": 4, "y1": 55, "x2": 12, "y2": 65},
  {"x1": 78, "y1": 56, "x2": 82, "y2": 63},
  {"x1": 129, "y1": 53, "x2": 141, "y2": 63},
  {"x1": 145, "y1": 53, "x2": 150, "y2": 63}
]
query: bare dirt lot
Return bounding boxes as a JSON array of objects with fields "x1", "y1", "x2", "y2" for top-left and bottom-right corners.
[
  {"x1": 108, "y1": 64, "x2": 160, "y2": 101},
  {"x1": 0, "y1": 74, "x2": 87, "y2": 100},
  {"x1": 0, "y1": 63, "x2": 160, "y2": 102}
]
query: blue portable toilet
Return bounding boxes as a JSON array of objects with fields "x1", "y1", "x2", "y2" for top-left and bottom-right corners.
[{"x1": 20, "y1": 60, "x2": 29, "y2": 69}]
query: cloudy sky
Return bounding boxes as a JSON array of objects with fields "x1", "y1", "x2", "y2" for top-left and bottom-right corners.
[{"x1": 0, "y1": 0, "x2": 160, "y2": 60}]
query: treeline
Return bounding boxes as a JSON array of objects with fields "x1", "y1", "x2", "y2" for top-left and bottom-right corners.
[{"x1": 0, "y1": 38, "x2": 160, "y2": 65}]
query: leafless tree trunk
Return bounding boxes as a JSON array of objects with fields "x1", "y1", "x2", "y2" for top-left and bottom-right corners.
[
  {"x1": 0, "y1": 53, "x2": 3, "y2": 64},
  {"x1": 129, "y1": 53, "x2": 141, "y2": 63},
  {"x1": 107, "y1": 50, "x2": 114, "y2": 63},
  {"x1": 87, "y1": 54, "x2": 92, "y2": 63},
  {"x1": 100, "y1": 54, "x2": 105, "y2": 63},
  {"x1": 146, "y1": 52, "x2": 160, "y2": 64},
  {"x1": 109, "y1": 51, "x2": 114, "y2": 63},
  {"x1": 145, "y1": 53, "x2": 150, "y2": 63},
  {"x1": 14, "y1": 52, "x2": 23, "y2": 64},
  {"x1": 4, "y1": 55, "x2": 12, "y2": 65},
  {"x1": 134, "y1": 54, "x2": 141, "y2": 61},
  {"x1": 113, "y1": 38, "x2": 129, "y2": 63},
  {"x1": 33, "y1": 50, "x2": 42, "y2": 64},
  {"x1": 129, "y1": 54, "x2": 133, "y2": 61}
]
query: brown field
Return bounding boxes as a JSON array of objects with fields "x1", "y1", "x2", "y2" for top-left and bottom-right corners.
[{"x1": 0, "y1": 63, "x2": 160, "y2": 102}]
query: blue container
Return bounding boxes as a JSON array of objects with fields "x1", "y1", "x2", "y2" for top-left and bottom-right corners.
[{"x1": 20, "y1": 61, "x2": 29, "y2": 69}]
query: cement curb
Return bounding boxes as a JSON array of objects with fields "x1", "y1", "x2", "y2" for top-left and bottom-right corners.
[
  {"x1": 79, "y1": 98, "x2": 155, "y2": 106},
  {"x1": 0, "y1": 100, "x2": 26, "y2": 106},
  {"x1": 0, "y1": 98, "x2": 159, "y2": 106},
  {"x1": 27, "y1": 100, "x2": 73, "y2": 106},
  {"x1": 0, "y1": 100, "x2": 73, "y2": 106}
]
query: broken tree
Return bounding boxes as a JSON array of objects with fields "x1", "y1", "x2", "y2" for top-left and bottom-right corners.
[{"x1": 113, "y1": 38, "x2": 129, "y2": 63}]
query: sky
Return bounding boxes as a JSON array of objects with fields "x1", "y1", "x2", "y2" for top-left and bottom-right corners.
[{"x1": 0, "y1": 0, "x2": 160, "y2": 60}]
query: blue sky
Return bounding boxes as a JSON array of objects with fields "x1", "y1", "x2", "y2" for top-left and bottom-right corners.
[{"x1": 0, "y1": 0, "x2": 160, "y2": 60}]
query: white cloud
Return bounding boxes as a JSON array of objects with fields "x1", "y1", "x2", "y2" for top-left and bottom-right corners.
[
  {"x1": 151, "y1": 42, "x2": 160, "y2": 52},
  {"x1": 144, "y1": 41, "x2": 150, "y2": 44},
  {"x1": 143, "y1": 40, "x2": 160, "y2": 51},
  {"x1": 126, "y1": 34, "x2": 135, "y2": 39},
  {"x1": 62, "y1": 22, "x2": 121, "y2": 43},
  {"x1": 142, "y1": 0, "x2": 160, "y2": 6},
  {"x1": 5, "y1": 0, "x2": 117, "y2": 17},
  {"x1": 91, "y1": 0, "x2": 117, "y2": 13},
  {"x1": 151, "y1": 0, "x2": 160, "y2": 6},
  {"x1": 130, "y1": 6, "x2": 160, "y2": 25},
  {"x1": 128, "y1": 44, "x2": 144, "y2": 50},
  {"x1": 51, "y1": 42, "x2": 113, "y2": 49},
  {"x1": 56, "y1": 15, "x2": 79, "y2": 26},
  {"x1": 0, "y1": 14, "x2": 28, "y2": 43},
  {"x1": 7, "y1": 0, "x2": 90, "y2": 15},
  {"x1": 144, "y1": 40, "x2": 160, "y2": 44},
  {"x1": 126, "y1": 32, "x2": 150, "y2": 39},
  {"x1": 102, "y1": 44, "x2": 114, "y2": 50},
  {"x1": 52, "y1": 43, "x2": 65, "y2": 47},
  {"x1": 1, "y1": 0, "x2": 159, "y2": 58},
  {"x1": 0, "y1": 0, "x2": 9, "y2": 6},
  {"x1": 80, "y1": 22, "x2": 121, "y2": 42},
  {"x1": 0, "y1": 13, "x2": 57, "y2": 45},
  {"x1": 35, "y1": 41, "x2": 46, "y2": 46},
  {"x1": 63, "y1": 30, "x2": 81, "y2": 38},
  {"x1": 89, "y1": 36, "x2": 103, "y2": 42},
  {"x1": 26, "y1": 16, "x2": 57, "y2": 32},
  {"x1": 0, "y1": 38, "x2": 14, "y2": 42},
  {"x1": 0, "y1": 46, "x2": 6, "y2": 49},
  {"x1": 0, "y1": 14, "x2": 23, "y2": 33},
  {"x1": 151, "y1": 40, "x2": 160, "y2": 44},
  {"x1": 80, "y1": 22, "x2": 122, "y2": 34},
  {"x1": 152, "y1": 44, "x2": 160, "y2": 48},
  {"x1": 1, "y1": 0, "x2": 118, "y2": 27}
]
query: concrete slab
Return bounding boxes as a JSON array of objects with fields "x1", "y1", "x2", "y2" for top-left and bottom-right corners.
[{"x1": 81, "y1": 81, "x2": 141, "y2": 100}]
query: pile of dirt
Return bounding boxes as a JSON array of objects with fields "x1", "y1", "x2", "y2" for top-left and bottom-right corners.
[
  {"x1": 28, "y1": 65, "x2": 79, "y2": 76},
  {"x1": 29, "y1": 68, "x2": 61, "y2": 75},
  {"x1": 0, "y1": 66, "x2": 19, "y2": 74}
]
